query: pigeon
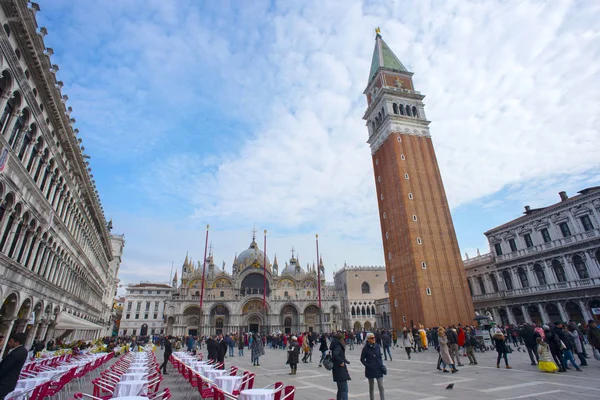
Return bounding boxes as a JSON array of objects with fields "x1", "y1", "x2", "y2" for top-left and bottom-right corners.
[{"x1": 446, "y1": 384, "x2": 454, "y2": 390}]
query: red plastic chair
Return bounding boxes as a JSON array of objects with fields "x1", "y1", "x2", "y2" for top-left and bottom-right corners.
[
  {"x1": 281, "y1": 386, "x2": 296, "y2": 400},
  {"x1": 232, "y1": 371, "x2": 250, "y2": 396},
  {"x1": 229, "y1": 366, "x2": 238, "y2": 376}
]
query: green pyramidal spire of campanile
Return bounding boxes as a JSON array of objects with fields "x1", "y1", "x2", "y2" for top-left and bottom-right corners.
[{"x1": 368, "y1": 29, "x2": 408, "y2": 83}]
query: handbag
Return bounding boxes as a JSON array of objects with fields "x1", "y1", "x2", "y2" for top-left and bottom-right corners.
[{"x1": 323, "y1": 352, "x2": 334, "y2": 370}]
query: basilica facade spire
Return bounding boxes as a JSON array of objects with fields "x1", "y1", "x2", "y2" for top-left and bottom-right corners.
[{"x1": 364, "y1": 30, "x2": 474, "y2": 327}]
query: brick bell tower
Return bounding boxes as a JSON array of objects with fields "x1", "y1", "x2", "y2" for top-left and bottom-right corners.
[{"x1": 364, "y1": 30, "x2": 474, "y2": 328}]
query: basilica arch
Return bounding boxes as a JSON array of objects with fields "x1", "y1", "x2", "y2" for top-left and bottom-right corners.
[
  {"x1": 210, "y1": 304, "x2": 231, "y2": 335},
  {"x1": 183, "y1": 305, "x2": 202, "y2": 336}
]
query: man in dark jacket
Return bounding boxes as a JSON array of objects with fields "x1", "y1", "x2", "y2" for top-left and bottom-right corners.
[
  {"x1": 587, "y1": 320, "x2": 600, "y2": 351},
  {"x1": 381, "y1": 330, "x2": 392, "y2": 361},
  {"x1": 160, "y1": 337, "x2": 172, "y2": 374},
  {"x1": 446, "y1": 328, "x2": 463, "y2": 367},
  {"x1": 206, "y1": 335, "x2": 218, "y2": 361},
  {"x1": 543, "y1": 325, "x2": 565, "y2": 372},
  {"x1": 330, "y1": 333, "x2": 351, "y2": 400},
  {"x1": 360, "y1": 333, "x2": 385, "y2": 400},
  {"x1": 216, "y1": 334, "x2": 228, "y2": 369},
  {"x1": 518, "y1": 323, "x2": 538, "y2": 365},
  {"x1": 0, "y1": 333, "x2": 28, "y2": 400}
]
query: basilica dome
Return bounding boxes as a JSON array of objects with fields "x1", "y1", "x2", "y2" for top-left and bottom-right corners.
[
  {"x1": 237, "y1": 239, "x2": 271, "y2": 271},
  {"x1": 281, "y1": 257, "x2": 305, "y2": 275}
]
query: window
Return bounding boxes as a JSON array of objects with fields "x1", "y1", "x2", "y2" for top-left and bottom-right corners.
[
  {"x1": 351, "y1": 307, "x2": 356, "y2": 316},
  {"x1": 388, "y1": 253, "x2": 392, "y2": 260},
  {"x1": 384, "y1": 282, "x2": 389, "y2": 293},
  {"x1": 127, "y1": 302, "x2": 132, "y2": 311},
  {"x1": 132, "y1": 329, "x2": 137, "y2": 335},
  {"x1": 523, "y1": 234, "x2": 533, "y2": 248},
  {"x1": 284, "y1": 291, "x2": 288, "y2": 297},
  {"x1": 421, "y1": 262, "x2": 427, "y2": 269},
  {"x1": 494, "y1": 243, "x2": 503, "y2": 256},
  {"x1": 151, "y1": 329, "x2": 155, "y2": 335},
  {"x1": 153, "y1": 313, "x2": 158, "y2": 319},
  {"x1": 123, "y1": 329, "x2": 127, "y2": 335},
  {"x1": 573, "y1": 255, "x2": 589, "y2": 279},
  {"x1": 413, "y1": 215, "x2": 417, "y2": 221},
  {"x1": 144, "y1": 313, "x2": 148, "y2": 319},
  {"x1": 220, "y1": 291, "x2": 224, "y2": 297},
  {"x1": 416, "y1": 238, "x2": 422, "y2": 244},
  {"x1": 383, "y1": 212, "x2": 386, "y2": 219},
  {"x1": 377, "y1": 176, "x2": 381, "y2": 182},
  {"x1": 385, "y1": 232, "x2": 389, "y2": 239},
  {"x1": 477, "y1": 277, "x2": 486, "y2": 294},
  {"x1": 394, "y1": 299, "x2": 398, "y2": 307},
  {"x1": 380, "y1": 194, "x2": 384, "y2": 200},
  {"x1": 534, "y1": 264, "x2": 546, "y2": 285},
  {"x1": 408, "y1": 193, "x2": 413, "y2": 199},
  {"x1": 145, "y1": 301, "x2": 150, "y2": 311},
  {"x1": 397, "y1": 136, "x2": 401, "y2": 142},
  {"x1": 559, "y1": 222, "x2": 571, "y2": 237},
  {"x1": 517, "y1": 267, "x2": 529, "y2": 288},
  {"x1": 156, "y1": 291, "x2": 161, "y2": 294},
  {"x1": 126, "y1": 313, "x2": 130, "y2": 319},
  {"x1": 404, "y1": 173, "x2": 409, "y2": 179},
  {"x1": 391, "y1": 275, "x2": 395, "y2": 283},
  {"x1": 552, "y1": 259, "x2": 566, "y2": 282},
  {"x1": 136, "y1": 303, "x2": 141, "y2": 311},
  {"x1": 490, "y1": 274, "x2": 499, "y2": 292},
  {"x1": 580, "y1": 215, "x2": 594, "y2": 232},
  {"x1": 508, "y1": 239, "x2": 517, "y2": 252},
  {"x1": 426, "y1": 288, "x2": 431, "y2": 295},
  {"x1": 361, "y1": 282, "x2": 371, "y2": 294},
  {"x1": 540, "y1": 228, "x2": 551, "y2": 243},
  {"x1": 502, "y1": 270, "x2": 513, "y2": 290},
  {"x1": 375, "y1": 159, "x2": 378, "y2": 165},
  {"x1": 135, "y1": 314, "x2": 139, "y2": 319},
  {"x1": 154, "y1": 302, "x2": 159, "y2": 311},
  {"x1": 400, "y1": 154, "x2": 405, "y2": 160}
]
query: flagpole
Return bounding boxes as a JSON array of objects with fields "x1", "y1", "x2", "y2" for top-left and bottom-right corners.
[
  {"x1": 316, "y1": 234, "x2": 323, "y2": 332},
  {"x1": 263, "y1": 229, "x2": 267, "y2": 335},
  {"x1": 199, "y1": 225, "x2": 209, "y2": 337}
]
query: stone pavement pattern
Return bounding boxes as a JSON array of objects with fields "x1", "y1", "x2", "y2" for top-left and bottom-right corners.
[{"x1": 82, "y1": 345, "x2": 600, "y2": 400}]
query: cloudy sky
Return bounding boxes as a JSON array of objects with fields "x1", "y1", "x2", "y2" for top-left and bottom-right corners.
[{"x1": 38, "y1": 0, "x2": 600, "y2": 286}]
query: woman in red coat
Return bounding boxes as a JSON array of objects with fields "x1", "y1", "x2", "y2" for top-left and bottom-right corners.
[{"x1": 457, "y1": 327, "x2": 466, "y2": 355}]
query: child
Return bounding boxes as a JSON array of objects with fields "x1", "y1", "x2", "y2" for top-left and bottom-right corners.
[{"x1": 536, "y1": 337, "x2": 558, "y2": 373}]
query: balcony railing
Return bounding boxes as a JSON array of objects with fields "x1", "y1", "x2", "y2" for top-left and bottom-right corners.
[
  {"x1": 472, "y1": 277, "x2": 600, "y2": 302},
  {"x1": 496, "y1": 229, "x2": 598, "y2": 263}
]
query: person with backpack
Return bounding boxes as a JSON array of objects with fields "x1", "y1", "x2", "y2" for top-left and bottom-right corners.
[
  {"x1": 330, "y1": 332, "x2": 351, "y2": 400},
  {"x1": 361, "y1": 332, "x2": 386, "y2": 400}
]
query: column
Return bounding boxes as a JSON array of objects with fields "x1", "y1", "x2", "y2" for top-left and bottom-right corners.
[
  {"x1": 538, "y1": 303, "x2": 550, "y2": 325},
  {"x1": 579, "y1": 299, "x2": 593, "y2": 322},
  {"x1": 521, "y1": 305, "x2": 532, "y2": 323},
  {"x1": 544, "y1": 261, "x2": 556, "y2": 284},
  {"x1": 25, "y1": 322, "x2": 41, "y2": 349},
  {"x1": 561, "y1": 255, "x2": 578, "y2": 281},
  {"x1": 505, "y1": 306, "x2": 516, "y2": 325},
  {"x1": 510, "y1": 268, "x2": 521, "y2": 289},
  {"x1": 556, "y1": 302, "x2": 568, "y2": 322},
  {"x1": 526, "y1": 265, "x2": 536, "y2": 288},
  {"x1": 584, "y1": 251, "x2": 600, "y2": 278},
  {"x1": 38, "y1": 321, "x2": 49, "y2": 342}
]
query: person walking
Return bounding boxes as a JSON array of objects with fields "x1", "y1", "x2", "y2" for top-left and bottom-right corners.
[
  {"x1": 238, "y1": 334, "x2": 244, "y2": 356},
  {"x1": 438, "y1": 329, "x2": 458, "y2": 373},
  {"x1": 464, "y1": 327, "x2": 478, "y2": 365},
  {"x1": 251, "y1": 333, "x2": 264, "y2": 366},
  {"x1": 318, "y1": 333, "x2": 328, "y2": 367},
  {"x1": 543, "y1": 325, "x2": 565, "y2": 372},
  {"x1": 519, "y1": 323, "x2": 538, "y2": 366},
  {"x1": 401, "y1": 329, "x2": 413, "y2": 359},
  {"x1": 0, "y1": 333, "x2": 28, "y2": 400},
  {"x1": 567, "y1": 324, "x2": 587, "y2": 367},
  {"x1": 287, "y1": 336, "x2": 300, "y2": 375},
  {"x1": 360, "y1": 333, "x2": 386, "y2": 400},
  {"x1": 493, "y1": 331, "x2": 511, "y2": 369},
  {"x1": 381, "y1": 330, "x2": 392, "y2": 361},
  {"x1": 160, "y1": 337, "x2": 172, "y2": 374},
  {"x1": 537, "y1": 337, "x2": 558, "y2": 373},
  {"x1": 301, "y1": 333, "x2": 311, "y2": 363},
  {"x1": 560, "y1": 324, "x2": 582, "y2": 372},
  {"x1": 330, "y1": 332, "x2": 351, "y2": 400},
  {"x1": 446, "y1": 327, "x2": 462, "y2": 367}
]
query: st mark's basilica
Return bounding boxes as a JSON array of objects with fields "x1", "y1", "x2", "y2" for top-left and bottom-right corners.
[{"x1": 163, "y1": 234, "x2": 342, "y2": 336}]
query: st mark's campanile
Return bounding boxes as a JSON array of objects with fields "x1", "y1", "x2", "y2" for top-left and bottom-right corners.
[{"x1": 364, "y1": 31, "x2": 474, "y2": 327}]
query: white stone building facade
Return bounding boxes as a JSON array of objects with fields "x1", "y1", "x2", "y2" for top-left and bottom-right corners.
[
  {"x1": 119, "y1": 284, "x2": 171, "y2": 337},
  {"x1": 333, "y1": 265, "x2": 389, "y2": 331},
  {"x1": 0, "y1": 1, "x2": 123, "y2": 354},
  {"x1": 465, "y1": 188, "x2": 600, "y2": 325}
]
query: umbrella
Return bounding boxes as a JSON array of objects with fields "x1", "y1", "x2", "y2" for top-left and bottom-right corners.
[{"x1": 474, "y1": 315, "x2": 491, "y2": 321}]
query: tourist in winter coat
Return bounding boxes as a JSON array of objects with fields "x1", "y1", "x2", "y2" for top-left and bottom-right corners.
[
  {"x1": 319, "y1": 334, "x2": 329, "y2": 367},
  {"x1": 238, "y1": 335, "x2": 244, "y2": 356},
  {"x1": 250, "y1": 333, "x2": 264, "y2": 366},
  {"x1": 437, "y1": 329, "x2": 457, "y2": 373},
  {"x1": 587, "y1": 320, "x2": 600, "y2": 350},
  {"x1": 518, "y1": 323, "x2": 538, "y2": 365},
  {"x1": 287, "y1": 336, "x2": 300, "y2": 375},
  {"x1": 206, "y1": 336, "x2": 218, "y2": 361},
  {"x1": 567, "y1": 324, "x2": 587, "y2": 366},
  {"x1": 493, "y1": 332, "x2": 511, "y2": 369},
  {"x1": 464, "y1": 327, "x2": 478, "y2": 365},
  {"x1": 361, "y1": 332, "x2": 386, "y2": 400},
  {"x1": 401, "y1": 329, "x2": 414, "y2": 359},
  {"x1": 560, "y1": 324, "x2": 582, "y2": 371},
  {"x1": 330, "y1": 333, "x2": 351, "y2": 400}
]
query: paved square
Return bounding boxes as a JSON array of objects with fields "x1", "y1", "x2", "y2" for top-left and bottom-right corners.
[{"x1": 198, "y1": 344, "x2": 600, "y2": 400}]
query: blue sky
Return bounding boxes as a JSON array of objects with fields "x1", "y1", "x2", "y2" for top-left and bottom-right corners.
[{"x1": 37, "y1": 0, "x2": 600, "y2": 286}]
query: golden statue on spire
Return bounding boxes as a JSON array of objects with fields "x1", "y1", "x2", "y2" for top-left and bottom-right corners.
[{"x1": 375, "y1": 27, "x2": 381, "y2": 35}]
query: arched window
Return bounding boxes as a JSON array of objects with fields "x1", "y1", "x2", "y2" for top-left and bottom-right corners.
[
  {"x1": 384, "y1": 282, "x2": 389, "y2": 293},
  {"x1": 502, "y1": 270, "x2": 513, "y2": 290},
  {"x1": 351, "y1": 306, "x2": 355, "y2": 316},
  {"x1": 399, "y1": 105, "x2": 405, "y2": 115},
  {"x1": 284, "y1": 291, "x2": 288, "y2": 298},
  {"x1": 477, "y1": 276, "x2": 486, "y2": 294},
  {"x1": 517, "y1": 267, "x2": 529, "y2": 288},
  {"x1": 392, "y1": 103, "x2": 398, "y2": 114},
  {"x1": 361, "y1": 282, "x2": 371, "y2": 294},
  {"x1": 534, "y1": 264, "x2": 546, "y2": 285},
  {"x1": 412, "y1": 106, "x2": 418, "y2": 118},
  {"x1": 220, "y1": 291, "x2": 224, "y2": 297},
  {"x1": 361, "y1": 306, "x2": 366, "y2": 316},
  {"x1": 406, "y1": 105, "x2": 412, "y2": 117},
  {"x1": 372, "y1": 306, "x2": 376, "y2": 315},
  {"x1": 552, "y1": 259, "x2": 567, "y2": 282},
  {"x1": 366, "y1": 306, "x2": 371, "y2": 316},
  {"x1": 490, "y1": 274, "x2": 499, "y2": 292},
  {"x1": 573, "y1": 255, "x2": 589, "y2": 279}
]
